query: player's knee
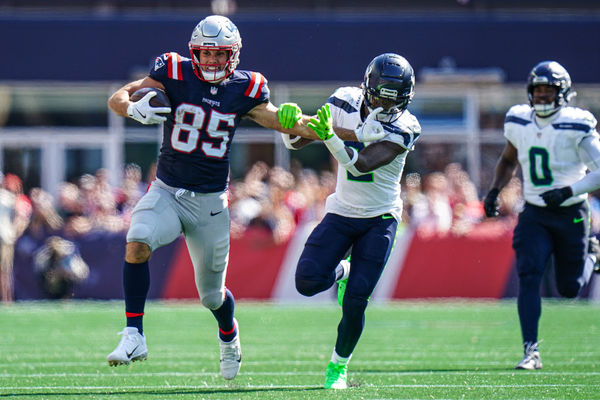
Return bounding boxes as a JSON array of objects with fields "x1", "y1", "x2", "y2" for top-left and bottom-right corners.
[
  {"x1": 201, "y1": 290, "x2": 225, "y2": 310},
  {"x1": 295, "y1": 259, "x2": 330, "y2": 296},
  {"x1": 127, "y1": 223, "x2": 155, "y2": 251},
  {"x1": 295, "y1": 277, "x2": 322, "y2": 297},
  {"x1": 518, "y1": 271, "x2": 541, "y2": 291},
  {"x1": 125, "y1": 242, "x2": 151, "y2": 263},
  {"x1": 557, "y1": 281, "x2": 582, "y2": 298}
]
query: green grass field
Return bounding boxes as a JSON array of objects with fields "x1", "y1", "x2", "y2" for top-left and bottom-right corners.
[{"x1": 1, "y1": 300, "x2": 599, "y2": 399}]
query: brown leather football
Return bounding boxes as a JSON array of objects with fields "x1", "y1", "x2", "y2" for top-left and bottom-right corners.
[{"x1": 130, "y1": 87, "x2": 171, "y2": 107}]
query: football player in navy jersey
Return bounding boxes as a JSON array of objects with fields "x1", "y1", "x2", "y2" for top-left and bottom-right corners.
[
  {"x1": 278, "y1": 53, "x2": 421, "y2": 389},
  {"x1": 484, "y1": 61, "x2": 600, "y2": 370},
  {"x1": 105, "y1": 15, "x2": 361, "y2": 379}
]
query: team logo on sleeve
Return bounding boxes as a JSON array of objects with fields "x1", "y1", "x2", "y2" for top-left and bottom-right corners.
[{"x1": 154, "y1": 56, "x2": 166, "y2": 71}]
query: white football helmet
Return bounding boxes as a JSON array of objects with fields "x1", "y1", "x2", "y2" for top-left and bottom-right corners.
[{"x1": 189, "y1": 15, "x2": 242, "y2": 83}]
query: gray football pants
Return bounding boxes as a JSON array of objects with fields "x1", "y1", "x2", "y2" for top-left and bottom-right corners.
[{"x1": 126, "y1": 179, "x2": 230, "y2": 309}]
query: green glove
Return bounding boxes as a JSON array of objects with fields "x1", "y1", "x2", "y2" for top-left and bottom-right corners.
[
  {"x1": 277, "y1": 103, "x2": 302, "y2": 129},
  {"x1": 308, "y1": 104, "x2": 333, "y2": 140}
]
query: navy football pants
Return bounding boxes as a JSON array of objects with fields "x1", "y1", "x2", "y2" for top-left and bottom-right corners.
[
  {"x1": 513, "y1": 201, "x2": 592, "y2": 344},
  {"x1": 295, "y1": 212, "x2": 398, "y2": 357}
]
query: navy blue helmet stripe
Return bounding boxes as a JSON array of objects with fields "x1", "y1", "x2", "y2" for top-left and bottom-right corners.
[
  {"x1": 328, "y1": 96, "x2": 358, "y2": 114},
  {"x1": 552, "y1": 122, "x2": 592, "y2": 132},
  {"x1": 505, "y1": 115, "x2": 531, "y2": 126}
]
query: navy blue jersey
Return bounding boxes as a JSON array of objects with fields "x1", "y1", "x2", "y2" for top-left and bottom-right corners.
[{"x1": 149, "y1": 52, "x2": 269, "y2": 192}]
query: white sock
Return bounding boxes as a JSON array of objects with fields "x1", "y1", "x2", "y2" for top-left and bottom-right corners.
[
  {"x1": 331, "y1": 349, "x2": 351, "y2": 365},
  {"x1": 334, "y1": 260, "x2": 350, "y2": 282}
]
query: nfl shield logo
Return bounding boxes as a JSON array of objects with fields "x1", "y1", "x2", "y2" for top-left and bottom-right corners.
[
  {"x1": 210, "y1": 86, "x2": 218, "y2": 95},
  {"x1": 537, "y1": 132, "x2": 542, "y2": 138}
]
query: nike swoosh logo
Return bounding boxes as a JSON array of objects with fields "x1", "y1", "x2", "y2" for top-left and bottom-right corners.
[
  {"x1": 382, "y1": 214, "x2": 394, "y2": 220},
  {"x1": 126, "y1": 345, "x2": 138, "y2": 359},
  {"x1": 573, "y1": 217, "x2": 585, "y2": 223},
  {"x1": 210, "y1": 210, "x2": 223, "y2": 216},
  {"x1": 138, "y1": 110, "x2": 146, "y2": 119}
]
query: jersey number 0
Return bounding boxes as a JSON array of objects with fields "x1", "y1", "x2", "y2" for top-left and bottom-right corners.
[{"x1": 529, "y1": 146, "x2": 553, "y2": 186}]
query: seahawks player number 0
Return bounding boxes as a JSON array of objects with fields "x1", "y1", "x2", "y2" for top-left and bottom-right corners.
[
  {"x1": 529, "y1": 147, "x2": 553, "y2": 186},
  {"x1": 170, "y1": 104, "x2": 234, "y2": 158}
]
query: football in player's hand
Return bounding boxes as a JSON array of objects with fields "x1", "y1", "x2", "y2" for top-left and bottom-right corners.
[{"x1": 130, "y1": 87, "x2": 171, "y2": 108}]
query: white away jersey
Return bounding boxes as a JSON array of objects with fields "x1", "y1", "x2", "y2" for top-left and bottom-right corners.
[
  {"x1": 504, "y1": 104, "x2": 599, "y2": 206},
  {"x1": 325, "y1": 86, "x2": 421, "y2": 220}
]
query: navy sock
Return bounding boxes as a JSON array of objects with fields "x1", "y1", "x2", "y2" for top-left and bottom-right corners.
[
  {"x1": 211, "y1": 289, "x2": 237, "y2": 342},
  {"x1": 123, "y1": 260, "x2": 150, "y2": 335}
]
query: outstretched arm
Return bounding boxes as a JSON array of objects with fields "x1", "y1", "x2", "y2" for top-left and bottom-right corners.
[{"x1": 246, "y1": 102, "x2": 359, "y2": 141}]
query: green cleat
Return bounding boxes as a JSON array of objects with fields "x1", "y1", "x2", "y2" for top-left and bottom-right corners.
[
  {"x1": 324, "y1": 361, "x2": 348, "y2": 389},
  {"x1": 337, "y1": 278, "x2": 347, "y2": 307}
]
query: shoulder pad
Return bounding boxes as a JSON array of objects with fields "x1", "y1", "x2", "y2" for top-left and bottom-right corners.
[
  {"x1": 507, "y1": 104, "x2": 532, "y2": 117},
  {"x1": 327, "y1": 87, "x2": 362, "y2": 114},
  {"x1": 154, "y1": 52, "x2": 188, "y2": 81},
  {"x1": 242, "y1": 71, "x2": 268, "y2": 99},
  {"x1": 397, "y1": 111, "x2": 421, "y2": 134},
  {"x1": 555, "y1": 107, "x2": 597, "y2": 131},
  {"x1": 382, "y1": 111, "x2": 421, "y2": 149},
  {"x1": 505, "y1": 104, "x2": 533, "y2": 126}
]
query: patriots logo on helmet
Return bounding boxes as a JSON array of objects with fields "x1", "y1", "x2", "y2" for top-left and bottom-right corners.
[{"x1": 154, "y1": 56, "x2": 166, "y2": 71}]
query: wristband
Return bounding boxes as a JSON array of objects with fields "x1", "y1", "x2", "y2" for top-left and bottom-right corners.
[
  {"x1": 324, "y1": 134, "x2": 367, "y2": 176},
  {"x1": 281, "y1": 133, "x2": 302, "y2": 150}
]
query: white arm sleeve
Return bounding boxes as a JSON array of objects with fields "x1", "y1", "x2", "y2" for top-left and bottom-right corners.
[
  {"x1": 571, "y1": 134, "x2": 600, "y2": 195},
  {"x1": 571, "y1": 168, "x2": 600, "y2": 196},
  {"x1": 280, "y1": 133, "x2": 302, "y2": 150},
  {"x1": 323, "y1": 133, "x2": 367, "y2": 176}
]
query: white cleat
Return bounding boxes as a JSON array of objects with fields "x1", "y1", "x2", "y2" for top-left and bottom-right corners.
[
  {"x1": 515, "y1": 343, "x2": 542, "y2": 370},
  {"x1": 107, "y1": 327, "x2": 148, "y2": 366},
  {"x1": 219, "y1": 319, "x2": 242, "y2": 380}
]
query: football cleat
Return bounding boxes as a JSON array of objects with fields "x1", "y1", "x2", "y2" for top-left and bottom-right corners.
[
  {"x1": 219, "y1": 319, "x2": 242, "y2": 380},
  {"x1": 515, "y1": 342, "x2": 542, "y2": 370},
  {"x1": 107, "y1": 327, "x2": 148, "y2": 366},
  {"x1": 588, "y1": 237, "x2": 600, "y2": 273},
  {"x1": 324, "y1": 361, "x2": 348, "y2": 389}
]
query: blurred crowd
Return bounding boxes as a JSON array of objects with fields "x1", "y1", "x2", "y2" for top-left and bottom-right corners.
[
  {"x1": 8, "y1": 158, "x2": 599, "y2": 302},
  {"x1": 2, "y1": 161, "x2": 526, "y2": 246}
]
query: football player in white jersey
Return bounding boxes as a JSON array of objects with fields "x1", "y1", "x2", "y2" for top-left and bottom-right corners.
[
  {"x1": 278, "y1": 53, "x2": 421, "y2": 389},
  {"x1": 484, "y1": 61, "x2": 600, "y2": 370}
]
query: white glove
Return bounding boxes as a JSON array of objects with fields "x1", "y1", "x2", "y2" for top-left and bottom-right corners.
[
  {"x1": 127, "y1": 92, "x2": 171, "y2": 125},
  {"x1": 355, "y1": 107, "x2": 387, "y2": 142}
]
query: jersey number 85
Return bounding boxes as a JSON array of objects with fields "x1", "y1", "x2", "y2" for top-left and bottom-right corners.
[{"x1": 171, "y1": 104, "x2": 235, "y2": 158}]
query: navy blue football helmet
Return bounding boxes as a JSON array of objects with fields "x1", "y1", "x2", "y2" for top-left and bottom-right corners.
[
  {"x1": 362, "y1": 53, "x2": 415, "y2": 123},
  {"x1": 527, "y1": 61, "x2": 572, "y2": 117}
]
